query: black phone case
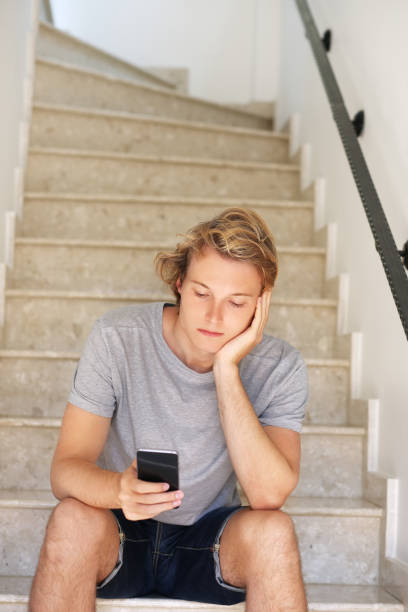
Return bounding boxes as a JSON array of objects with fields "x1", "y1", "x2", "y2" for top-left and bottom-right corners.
[{"x1": 137, "y1": 450, "x2": 179, "y2": 492}]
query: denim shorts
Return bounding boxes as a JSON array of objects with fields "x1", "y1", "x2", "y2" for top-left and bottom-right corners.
[{"x1": 96, "y1": 504, "x2": 247, "y2": 605}]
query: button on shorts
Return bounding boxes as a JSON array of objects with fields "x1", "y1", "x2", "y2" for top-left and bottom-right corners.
[{"x1": 96, "y1": 504, "x2": 246, "y2": 605}]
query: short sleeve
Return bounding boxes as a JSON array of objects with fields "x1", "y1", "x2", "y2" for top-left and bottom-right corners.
[
  {"x1": 258, "y1": 352, "x2": 309, "y2": 433},
  {"x1": 68, "y1": 320, "x2": 116, "y2": 417}
]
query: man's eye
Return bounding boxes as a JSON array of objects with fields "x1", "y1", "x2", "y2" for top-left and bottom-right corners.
[
  {"x1": 230, "y1": 302, "x2": 244, "y2": 308},
  {"x1": 195, "y1": 291, "x2": 207, "y2": 298}
]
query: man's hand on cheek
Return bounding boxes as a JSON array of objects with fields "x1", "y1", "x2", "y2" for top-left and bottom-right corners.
[{"x1": 213, "y1": 290, "x2": 272, "y2": 369}]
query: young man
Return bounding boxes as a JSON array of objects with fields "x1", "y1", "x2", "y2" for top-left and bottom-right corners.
[{"x1": 29, "y1": 207, "x2": 309, "y2": 611}]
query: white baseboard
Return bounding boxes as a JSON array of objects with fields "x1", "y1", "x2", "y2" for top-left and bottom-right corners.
[
  {"x1": 382, "y1": 556, "x2": 408, "y2": 609},
  {"x1": 313, "y1": 177, "x2": 326, "y2": 231},
  {"x1": 5, "y1": 211, "x2": 16, "y2": 269},
  {"x1": 350, "y1": 331, "x2": 363, "y2": 400},
  {"x1": 367, "y1": 399, "x2": 380, "y2": 472},
  {"x1": 0, "y1": 262, "x2": 5, "y2": 328},
  {"x1": 336, "y1": 272, "x2": 349, "y2": 335},
  {"x1": 386, "y1": 478, "x2": 400, "y2": 559},
  {"x1": 300, "y1": 143, "x2": 312, "y2": 192},
  {"x1": 288, "y1": 113, "x2": 300, "y2": 158}
]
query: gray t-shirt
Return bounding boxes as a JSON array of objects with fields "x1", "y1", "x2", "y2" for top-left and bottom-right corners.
[{"x1": 69, "y1": 301, "x2": 308, "y2": 525}]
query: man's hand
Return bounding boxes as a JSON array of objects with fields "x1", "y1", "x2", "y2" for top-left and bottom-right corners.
[
  {"x1": 214, "y1": 289, "x2": 272, "y2": 369},
  {"x1": 118, "y1": 460, "x2": 184, "y2": 521}
]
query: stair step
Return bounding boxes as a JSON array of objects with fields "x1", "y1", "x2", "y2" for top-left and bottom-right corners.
[
  {"x1": 37, "y1": 21, "x2": 177, "y2": 91},
  {"x1": 3, "y1": 291, "x2": 349, "y2": 360},
  {"x1": 0, "y1": 579, "x2": 402, "y2": 611},
  {"x1": 20, "y1": 193, "x2": 314, "y2": 246},
  {"x1": 31, "y1": 103, "x2": 288, "y2": 163},
  {"x1": 26, "y1": 147, "x2": 301, "y2": 200},
  {"x1": 0, "y1": 350, "x2": 350, "y2": 424},
  {"x1": 34, "y1": 59, "x2": 271, "y2": 130},
  {"x1": 0, "y1": 492, "x2": 381, "y2": 585},
  {"x1": 8, "y1": 240, "x2": 324, "y2": 300},
  {"x1": 0, "y1": 419, "x2": 362, "y2": 497}
]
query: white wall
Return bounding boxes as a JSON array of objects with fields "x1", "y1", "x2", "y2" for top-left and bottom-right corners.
[
  {"x1": 276, "y1": 0, "x2": 408, "y2": 562},
  {"x1": 49, "y1": 0, "x2": 280, "y2": 104},
  {"x1": 0, "y1": 1, "x2": 37, "y2": 262}
]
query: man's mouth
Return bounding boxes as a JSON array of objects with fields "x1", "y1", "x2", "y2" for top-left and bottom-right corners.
[{"x1": 197, "y1": 329, "x2": 224, "y2": 337}]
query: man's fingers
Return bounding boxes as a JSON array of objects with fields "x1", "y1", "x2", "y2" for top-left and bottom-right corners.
[
  {"x1": 124, "y1": 499, "x2": 181, "y2": 521},
  {"x1": 123, "y1": 490, "x2": 183, "y2": 508},
  {"x1": 130, "y1": 479, "x2": 169, "y2": 494}
]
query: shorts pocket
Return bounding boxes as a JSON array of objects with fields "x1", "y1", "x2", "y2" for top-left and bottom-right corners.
[
  {"x1": 96, "y1": 513, "x2": 125, "y2": 590},
  {"x1": 212, "y1": 507, "x2": 246, "y2": 593}
]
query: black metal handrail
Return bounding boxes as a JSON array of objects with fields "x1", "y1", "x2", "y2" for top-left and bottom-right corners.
[{"x1": 294, "y1": 0, "x2": 408, "y2": 341}]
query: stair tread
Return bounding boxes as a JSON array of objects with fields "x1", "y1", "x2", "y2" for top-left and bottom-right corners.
[
  {"x1": 0, "y1": 417, "x2": 364, "y2": 436},
  {"x1": 35, "y1": 57, "x2": 272, "y2": 124},
  {"x1": 0, "y1": 577, "x2": 402, "y2": 609},
  {"x1": 32, "y1": 102, "x2": 285, "y2": 140},
  {"x1": 23, "y1": 192, "x2": 314, "y2": 208},
  {"x1": 28, "y1": 146, "x2": 299, "y2": 171},
  {"x1": 5, "y1": 289, "x2": 337, "y2": 308},
  {"x1": 13, "y1": 237, "x2": 324, "y2": 255},
  {"x1": 0, "y1": 349, "x2": 350, "y2": 367},
  {"x1": 0, "y1": 490, "x2": 381, "y2": 515}
]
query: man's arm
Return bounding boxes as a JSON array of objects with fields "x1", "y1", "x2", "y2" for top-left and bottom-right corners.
[
  {"x1": 212, "y1": 290, "x2": 302, "y2": 510},
  {"x1": 51, "y1": 402, "x2": 122, "y2": 508},
  {"x1": 213, "y1": 363, "x2": 300, "y2": 510}
]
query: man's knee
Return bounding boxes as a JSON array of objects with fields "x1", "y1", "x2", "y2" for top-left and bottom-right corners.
[
  {"x1": 44, "y1": 498, "x2": 113, "y2": 564},
  {"x1": 243, "y1": 509, "x2": 299, "y2": 556}
]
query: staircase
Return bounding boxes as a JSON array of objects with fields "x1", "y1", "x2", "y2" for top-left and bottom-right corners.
[{"x1": 0, "y1": 19, "x2": 404, "y2": 612}]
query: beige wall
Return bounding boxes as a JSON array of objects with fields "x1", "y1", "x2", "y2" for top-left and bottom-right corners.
[{"x1": 49, "y1": 0, "x2": 280, "y2": 105}]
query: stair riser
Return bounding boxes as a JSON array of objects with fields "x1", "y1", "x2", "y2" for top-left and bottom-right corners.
[
  {"x1": 0, "y1": 358, "x2": 348, "y2": 425},
  {"x1": 8, "y1": 245, "x2": 324, "y2": 300},
  {"x1": 0, "y1": 426, "x2": 361, "y2": 496},
  {"x1": 295, "y1": 434, "x2": 363, "y2": 498},
  {"x1": 26, "y1": 153, "x2": 301, "y2": 200},
  {"x1": 4, "y1": 297, "x2": 338, "y2": 359},
  {"x1": 34, "y1": 62, "x2": 270, "y2": 130},
  {"x1": 0, "y1": 506, "x2": 379, "y2": 584},
  {"x1": 19, "y1": 198, "x2": 314, "y2": 246},
  {"x1": 37, "y1": 25, "x2": 174, "y2": 90},
  {"x1": 0, "y1": 357, "x2": 75, "y2": 417},
  {"x1": 30, "y1": 108, "x2": 288, "y2": 163}
]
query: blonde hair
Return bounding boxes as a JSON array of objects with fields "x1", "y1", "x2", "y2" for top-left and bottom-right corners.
[{"x1": 154, "y1": 207, "x2": 278, "y2": 304}]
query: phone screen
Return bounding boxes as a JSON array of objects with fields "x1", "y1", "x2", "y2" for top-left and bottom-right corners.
[{"x1": 137, "y1": 449, "x2": 179, "y2": 492}]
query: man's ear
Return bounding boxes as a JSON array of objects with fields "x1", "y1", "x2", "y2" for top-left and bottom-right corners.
[{"x1": 176, "y1": 277, "x2": 182, "y2": 293}]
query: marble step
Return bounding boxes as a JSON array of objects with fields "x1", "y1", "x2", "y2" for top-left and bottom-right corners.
[
  {"x1": 0, "y1": 419, "x2": 363, "y2": 498},
  {"x1": 0, "y1": 491, "x2": 382, "y2": 585},
  {"x1": 30, "y1": 104, "x2": 288, "y2": 163},
  {"x1": 0, "y1": 351, "x2": 349, "y2": 425},
  {"x1": 8, "y1": 240, "x2": 325, "y2": 300},
  {"x1": 3, "y1": 291, "x2": 349, "y2": 361},
  {"x1": 34, "y1": 59, "x2": 271, "y2": 130},
  {"x1": 0, "y1": 579, "x2": 403, "y2": 612},
  {"x1": 20, "y1": 193, "x2": 314, "y2": 246},
  {"x1": 19, "y1": 192, "x2": 314, "y2": 244},
  {"x1": 37, "y1": 21, "x2": 177, "y2": 91},
  {"x1": 26, "y1": 148, "x2": 302, "y2": 200}
]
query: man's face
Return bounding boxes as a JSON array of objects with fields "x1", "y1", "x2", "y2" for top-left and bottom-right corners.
[{"x1": 175, "y1": 247, "x2": 264, "y2": 355}]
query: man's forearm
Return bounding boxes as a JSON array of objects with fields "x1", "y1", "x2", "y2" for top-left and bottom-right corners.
[
  {"x1": 51, "y1": 458, "x2": 122, "y2": 509},
  {"x1": 213, "y1": 362, "x2": 297, "y2": 509}
]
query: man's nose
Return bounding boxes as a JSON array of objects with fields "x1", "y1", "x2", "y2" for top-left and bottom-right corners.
[{"x1": 205, "y1": 301, "x2": 223, "y2": 324}]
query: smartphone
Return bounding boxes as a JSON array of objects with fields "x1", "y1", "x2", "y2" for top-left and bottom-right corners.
[{"x1": 136, "y1": 449, "x2": 179, "y2": 493}]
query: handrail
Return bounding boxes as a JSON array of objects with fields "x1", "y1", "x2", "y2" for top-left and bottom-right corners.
[{"x1": 294, "y1": 0, "x2": 408, "y2": 341}]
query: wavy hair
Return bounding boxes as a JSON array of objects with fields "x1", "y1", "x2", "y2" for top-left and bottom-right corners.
[{"x1": 154, "y1": 207, "x2": 278, "y2": 304}]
